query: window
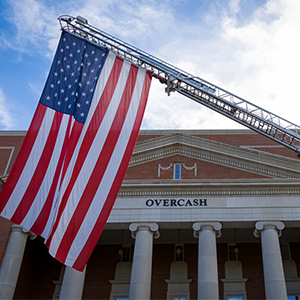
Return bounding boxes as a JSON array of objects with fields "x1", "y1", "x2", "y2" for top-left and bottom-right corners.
[
  {"x1": 52, "y1": 265, "x2": 66, "y2": 300},
  {"x1": 228, "y1": 244, "x2": 239, "y2": 261},
  {"x1": 174, "y1": 163, "x2": 181, "y2": 179},
  {"x1": 120, "y1": 245, "x2": 131, "y2": 262},
  {"x1": 288, "y1": 296, "x2": 299, "y2": 300},
  {"x1": 228, "y1": 297, "x2": 242, "y2": 300},
  {"x1": 280, "y1": 243, "x2": 291, "y2": 260},
  {"x1": 175, "y1": 244, "x2": 184, "y2": 261}
]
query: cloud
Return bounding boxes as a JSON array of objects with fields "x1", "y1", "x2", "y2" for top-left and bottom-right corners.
[
  {"x1": 214, "y1": 0, "x2": 300, "y2": 125},
  {"x1": 28, "y1": 82, "x2": 44, "y2": 97},
  {"x1": 141, "y1": 0, "x2": 300, "y2": 129},
  {"x1": 2, "y1": 0, "x2": 300, "y2": 130},
  {"x1": 0, "y1": 88, "x2": 16, "y2": 129},
  {"x1": 2, "y1": 0, "x2": 60, "y2": 56},
  {"x1": 229, "y1": 0, "x2": 241, "y2": 14},
  {"x1": 3, "y1": 0, "x2": 174, "y2": 56},
  {"x1": 142, "y1": 79, "x2": 245, "y2": 130}
]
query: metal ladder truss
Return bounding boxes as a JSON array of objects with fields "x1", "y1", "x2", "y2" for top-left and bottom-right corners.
[{"x1": 58, "y1": 15, "x2": 300, "y2": 158}]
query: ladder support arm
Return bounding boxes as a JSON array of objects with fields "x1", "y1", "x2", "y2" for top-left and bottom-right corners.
[{"x1": 58, "y1": 15, "x2": 300, "y2": 158}]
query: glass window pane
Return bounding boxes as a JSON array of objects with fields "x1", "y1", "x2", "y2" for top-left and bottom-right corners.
[
  {"x1": 175, "y1": 244, "x2": 184, "y2": 261},
  {"x1": 228, "y1": 297, "x2": 242, "y2": 300},
  {"x1": 174, "y1": 164, "x2": 181, "y2": 179},
  {"x1": 280, "y1": 243, "x2": 291, "y2": 260},
  {"x1": 121, "y1": 245, "x2": 131, "y2": 262},
  {"x1": 228, "y1": 244, "x2": 238, "y2": 261}
]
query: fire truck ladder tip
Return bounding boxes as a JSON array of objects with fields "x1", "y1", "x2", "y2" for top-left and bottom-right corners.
[{"x1": 58, "y1": 15, "x2": 300, "y2": 158}]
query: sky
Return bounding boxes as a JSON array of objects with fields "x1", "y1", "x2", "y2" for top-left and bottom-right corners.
[{"x1": 0, "y1": 0, "x2": 299, "y2": 131}]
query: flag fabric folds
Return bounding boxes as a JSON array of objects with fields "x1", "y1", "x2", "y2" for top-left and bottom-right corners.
[{"x1": 0, "y1": 30, "x2": 152, "y2": 271}]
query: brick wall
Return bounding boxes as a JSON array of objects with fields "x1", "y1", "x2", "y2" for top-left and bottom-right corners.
[
  {"x1": 290, "y1": 242, "x2": 300, "y2": 277},
  {"x1": 83, "y1": 244, "x2": 121, "y2": 299},
  {"x1": 0, "y1": 135, "x2": 25, "y2": 176},
  {"x1": 0, "y1": 217, "x2": 11, "y2": 268},
  {"x1": 0, "y1": 131, "x2": 298, "y2": 299},
  {"x1": 124, "y1": 155, "x2": 269, "y2": 180},
  {"x1": 136, "y1": 132, "x2": 296, "y2": 159},
  {"x1": 238, "y1": 243, "x2": 265, "y2": 300},
  {"x1": 151, "y1": 244, "x2": 173, "y2": 300},
  {"x1": 14, "y1": 237, "x2": 61, "y2": 299},
  {"x1": 10, "y1": 239, "x2": 300, "y2": 299}
]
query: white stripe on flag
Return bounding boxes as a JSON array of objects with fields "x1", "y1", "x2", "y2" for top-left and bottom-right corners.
[
  {"x1": 64, "y1": 68, "x2": 147, "y2": 266},
  {"x1": 20, "y1": 113, "x2": 72, "y2": 230},
  {"x1": 0, "y1": 29, "x2": 152, "y2": 271},
  {"x1": 48, "y1": 57, "x2": 131, "y2": 256},
  {"x1": 40, "y1": 116, "x2": 76, "y2": 239},
  {"x1": 1, "y1": 108, "x2": 56, "y2": 219},
  {"x1": 54, "y1": 52, "x2": 117, "y2": 212}
]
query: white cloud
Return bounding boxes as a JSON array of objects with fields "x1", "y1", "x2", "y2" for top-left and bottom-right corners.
[
  {"x1": 28, "y1": 82, "x2": 44, "y2": 97},
  {"x1": 229, "y1": 0, "x2": 241, "y2": 14},
  {"x1": 3, "y1": 0, "x2": 60, "y2": 56},
  {"x1": 2, "y1": 0, "x2": 300, "y2": 130},
  {"x1": 214, "y1": 0, "x2": 300, "y2": 125},
  {"x1": 0, "y1": 88, "x2": 16, "y2": 129},
  {"x1": 3, "y1": 0, "x2": 174, "y2": 56},
  {"x1": 141, "y1": 0, "x2": 300, "y2": 129}
]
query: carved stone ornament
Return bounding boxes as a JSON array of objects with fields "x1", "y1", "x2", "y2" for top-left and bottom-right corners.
[
  {"x1": 253, "y1": 221, "x2": 285, "y2": 238},
  {"x1": 192, "y1": 221, "x2": 222, "y2": 238},
  {"x1": 11, "y1": 224, "x2": 37, "y2": 240},
  {"x1": 183, "y1": 163, "x2": 197, "y2": 177},
  {"x1": 129, "y1": 222, "x2": 160, "y2": 239},
  {"x1": 158, "y1": 163, "x2": 172, "y2": 177}
]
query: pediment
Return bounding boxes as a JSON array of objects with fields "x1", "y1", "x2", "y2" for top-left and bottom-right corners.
[{"x1": 128, "y1": 133, "x2": 300, "y2": 179}]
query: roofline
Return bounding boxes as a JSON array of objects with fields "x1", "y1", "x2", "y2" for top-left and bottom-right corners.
[
  {"x1": 0, "y1": 128, "x2": 255, "y2": 137},
  {"x1": 138, "y1": 129, "x2": 254, "y2": 135},
  {"x1": 0, "y1": 130, "x2": 27, "y2": 136}
]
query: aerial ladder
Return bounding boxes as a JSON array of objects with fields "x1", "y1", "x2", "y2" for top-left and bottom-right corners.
[{"x1": 59, "y1": 15, "x2": 300, "y2": 158}]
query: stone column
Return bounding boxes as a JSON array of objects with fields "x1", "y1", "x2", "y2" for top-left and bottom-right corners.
[
  {"x1": 59, "y1": 265, "x2": 86, "y2": 300},
  {"x1": 254, "y1": 221, "x2": 288, "y2": 300},
  {"x1": 128, "y1": 223, "x2": 160, "y2": 300},
  {"x1": 193, "y1": 222, "x2": 222, "y2": 300},
  {"x1": 0, "y1": 224, "x2": 36, "y2": 300}
]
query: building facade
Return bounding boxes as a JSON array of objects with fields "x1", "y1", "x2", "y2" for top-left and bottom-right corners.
[{"x1": 0, "y1": 129, "x2": 300, "y2": 300}]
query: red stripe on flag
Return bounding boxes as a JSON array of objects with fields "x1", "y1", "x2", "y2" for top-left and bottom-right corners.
[
  {"x1": 59, "y1": 121, "x2": 85, "y2": 190},
  {"x1": 72, "y1": 71, "x2": 152, "y2": 271},
  {"x1": 55, "y1": 64, "x2": 139, "y2": 263},
  {"x1": 45, "y1": 56, "x2": 123, "y2": 249},
  {"x1": 11, "y1": 111, "x2": 64, "y2": 224},
  {"x1": 30, "y1": 115, "x2": 74, "y2": 235},
  {"x1": 0, "y1": 104, "x2": 47, "y2": 212}
]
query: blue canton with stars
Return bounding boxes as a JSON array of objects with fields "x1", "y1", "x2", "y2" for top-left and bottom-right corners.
[{"x1": 40, "y1": 30, "x2": 109, "y2": 123}]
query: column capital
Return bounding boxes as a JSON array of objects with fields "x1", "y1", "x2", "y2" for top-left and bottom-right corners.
[
  {"x1": 11, "y1": 224, "x2": 37, "y2": 240},
  {"x1": 254, "y1": 221, "x2": 285, "y2": 238},
  {"x1": 193, "y1": 221, "x2": 222, "y2": 238},
  {"x1": 129, "y1": 222, "x2": 160, "y2": 239}
]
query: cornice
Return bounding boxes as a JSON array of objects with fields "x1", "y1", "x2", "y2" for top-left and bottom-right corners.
[
  {"x1": 129, "y1": 134, "x2": 300, "y2": 179},
  {"x1": 119, "y1": 178, "x2": 300, "y2": 197},
  {"x1": 138, "y1": 129, "x2": 255, "y2": 136},
  {"x1": 0, "y1": 130, "x2": 27, "y2": 136}
]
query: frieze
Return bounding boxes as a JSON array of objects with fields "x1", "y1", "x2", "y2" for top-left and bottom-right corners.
[
  {"x1": 118, "y1": 188, "x2": 300, "y2": 196},
  {"x1": 129, "y1": 147, "x2": 300, "y2": 179},
  {"x1": 145, "y1": 198, "x2": 207, "y2": 207}
]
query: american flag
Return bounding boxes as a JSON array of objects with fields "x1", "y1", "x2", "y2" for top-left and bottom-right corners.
[{"x1": 0, "y1": 30, "x2": 152, "y2": 271}]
